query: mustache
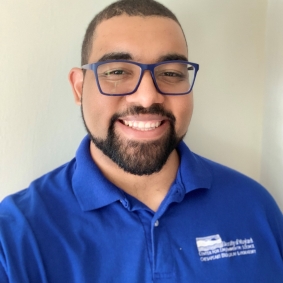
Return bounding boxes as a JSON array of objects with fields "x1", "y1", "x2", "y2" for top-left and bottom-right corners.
[{"x1": 110, "y1": 104, "x2": 176, "y2": 124}]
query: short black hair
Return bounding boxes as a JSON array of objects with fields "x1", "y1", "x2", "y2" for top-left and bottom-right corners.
[{"x1": 81, "y1": 0, "x2": 184, "y2": 65}]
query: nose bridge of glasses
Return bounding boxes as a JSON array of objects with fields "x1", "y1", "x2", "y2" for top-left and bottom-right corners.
[
  {"x1": 138, "y1": 63, "x2": 158, "y2": 89},
  {"x1": 125, "y1": 63, "x2": 164, "y2": 106}
]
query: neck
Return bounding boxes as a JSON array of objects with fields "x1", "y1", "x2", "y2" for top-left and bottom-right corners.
[{"x1": 90, "y1": 142, "x2": 180, "y2": 212}]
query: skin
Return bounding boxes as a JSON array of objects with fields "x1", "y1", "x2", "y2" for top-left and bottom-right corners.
[{"x1": 69, "y1": 15, "x2": 193, "y2": 211}]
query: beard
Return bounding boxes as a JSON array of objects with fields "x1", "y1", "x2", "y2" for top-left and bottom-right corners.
[{"x1": 82, "y1": 104, "x2": 183, "y2": 176}]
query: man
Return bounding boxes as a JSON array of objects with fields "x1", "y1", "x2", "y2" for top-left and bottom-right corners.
[{"x1": 0, "y1": 0, "x2": 283, "y2": 282}]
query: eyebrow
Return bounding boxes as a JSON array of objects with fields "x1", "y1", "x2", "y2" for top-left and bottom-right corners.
[
  {"x1": 157, "y1": 53, "x2": 188, "y2": 62},
  {"x1": 96, "y1": 52, "x2": 188, "y2": 63},
  {"x1": 97, "y1": 52, "x2": 133, "y2": 62}
]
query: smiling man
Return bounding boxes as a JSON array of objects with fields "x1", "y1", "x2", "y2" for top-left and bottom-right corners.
[
  {"x1": 1, "y1": 0, "x2": 283, "y2": 282},
  {"x1": 69, "y1": 13, "x2": 193, "y2": 211}
]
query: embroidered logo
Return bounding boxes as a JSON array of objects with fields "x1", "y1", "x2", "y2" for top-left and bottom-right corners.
[{"x1": 196, "y1": 234, "x2": 256, "y2": 262}]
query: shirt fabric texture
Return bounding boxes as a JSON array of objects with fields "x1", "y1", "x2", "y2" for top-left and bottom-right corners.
[{"x1": 1, "y1": 136, "x2": 283, "y2": 282}]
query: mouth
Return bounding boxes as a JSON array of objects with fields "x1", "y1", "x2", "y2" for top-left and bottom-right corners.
[{"x1": 120, "y1": 120, "x2": 163, "y2": 131}]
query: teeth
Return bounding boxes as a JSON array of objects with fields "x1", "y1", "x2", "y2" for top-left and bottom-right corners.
[
  {"x1": 123, "y1": 120, "x2": 162, "y2": 130},
  {"x1": 145, "y1": 122, "x2": 151, "y2": 129}
]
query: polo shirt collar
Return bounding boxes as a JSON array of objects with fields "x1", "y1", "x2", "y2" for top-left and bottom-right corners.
[
  {"x1": 176, "y1": 141, "x2": 212, "y2": 194},
  {"x1": 72, "y1": 136, "x2": 212, "y2": 211},
  {"x1": 72, "y1": 136, "x2": 124, "y2": 211}
]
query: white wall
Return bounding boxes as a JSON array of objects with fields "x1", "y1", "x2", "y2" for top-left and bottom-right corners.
[
  {"x1": 261, "y1": 0, "x2": 283, "y2": 209},
  {"x1": 177, "y1": 0, "x2": 266, "y2": 180},
  {"x1": 1, "y1": 0, "x2": 279, "y2": 208}
]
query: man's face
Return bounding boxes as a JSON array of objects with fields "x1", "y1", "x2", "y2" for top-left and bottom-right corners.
[{"x1": 75, "y1": 15, "x2": 193, "y2": 175}]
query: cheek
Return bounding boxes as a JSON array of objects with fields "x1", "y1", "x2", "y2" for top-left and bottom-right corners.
[
  {"x1": 82, "y1": 81, "x2": 123, "y2": 138},
  {"x1": 172, "y1": 95, "x2": 193, "y2": 136}
]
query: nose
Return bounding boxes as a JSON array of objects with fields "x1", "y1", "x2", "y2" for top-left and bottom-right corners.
[{"x1": 125, "y1": 70, "x2": 165, "y2": 107}]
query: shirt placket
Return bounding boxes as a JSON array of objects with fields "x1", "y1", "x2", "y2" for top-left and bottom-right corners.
[{"x1": 151, "y1": 216, "x2": 175, "y2": 282}]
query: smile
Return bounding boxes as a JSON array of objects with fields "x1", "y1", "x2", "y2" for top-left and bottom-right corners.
[{"x1": 121, "y1": 120, "x2": 162, "y2": 131}]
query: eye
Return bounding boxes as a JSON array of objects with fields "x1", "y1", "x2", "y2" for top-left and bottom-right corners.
[
  {"x1": 104, "y1": 69, "x2": 125, "y2": 76},
  {"x1": 156, "y1": 70, "x2": 187, "y2": 83},
  {"x1": 100, "y1": 69, "x2": 131, "y2": 81},
  {"x1": 162, "y1": 71, "x2": 184, "y2": 78}
]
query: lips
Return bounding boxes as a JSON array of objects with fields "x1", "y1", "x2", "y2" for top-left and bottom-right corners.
[{"x1": 122, "y1": 120, "x2": 162, "y2": 131}]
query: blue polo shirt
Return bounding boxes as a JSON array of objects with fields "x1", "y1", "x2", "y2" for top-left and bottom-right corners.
[{"x1": 1, "y1": 136, "x2": 283, "y2": 282}]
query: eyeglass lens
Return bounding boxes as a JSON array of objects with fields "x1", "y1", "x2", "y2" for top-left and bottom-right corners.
[{"x1": 96, "y1": 62, "x2": 196, "y2": 95}]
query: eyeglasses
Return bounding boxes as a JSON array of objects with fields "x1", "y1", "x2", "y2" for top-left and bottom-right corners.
[{"x1": 81, "y1": 60, "x2": 199, "y2": 96}]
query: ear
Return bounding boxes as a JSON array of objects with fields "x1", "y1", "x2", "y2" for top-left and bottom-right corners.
[{"x1": 68, "y1": 68, "x2": 84, "y2": 105}]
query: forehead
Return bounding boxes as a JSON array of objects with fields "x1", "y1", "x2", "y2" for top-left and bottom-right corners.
[{"x1": 90, "y1": 15, "x2": 188, "y2": 63}]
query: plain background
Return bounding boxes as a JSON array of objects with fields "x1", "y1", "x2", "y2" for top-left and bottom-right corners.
[{"x1": 0, "y1": 0, "x2": 282, "y2": 209}]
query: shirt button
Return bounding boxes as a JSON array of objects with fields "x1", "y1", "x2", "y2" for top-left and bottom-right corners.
[
  {"x1": 154, "y1": 220, "x2": 159, "y2": 227},
  {"x1": 120, "y1": 199, "x2": 129, "y2": 208}
]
